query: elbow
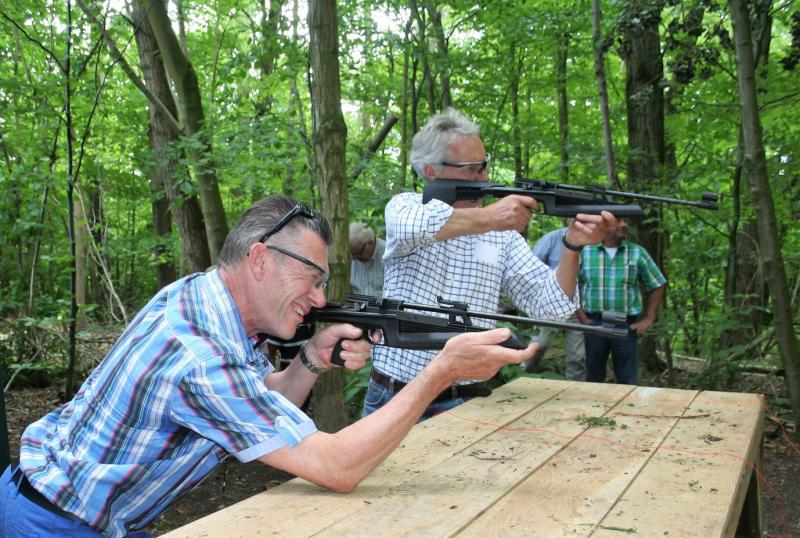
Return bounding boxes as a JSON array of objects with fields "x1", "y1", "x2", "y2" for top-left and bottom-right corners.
[{"x1": 314, "y1": 471, "x2": 361, "y2": 494}]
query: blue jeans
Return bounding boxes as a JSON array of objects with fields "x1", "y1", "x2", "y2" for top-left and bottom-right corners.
[
  {"x1": 0, "y1": 465, "x2": 152, "y2": 538},
  {"x1": 584, "y1": 317, "x2": 638, "y2": 385},
  {"x1": 362, "y1": 376, "x2": 469, "y2": 421}
]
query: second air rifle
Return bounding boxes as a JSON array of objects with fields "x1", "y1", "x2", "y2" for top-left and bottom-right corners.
[
  {"x1": 422, "y1": 178, "x2": 720, "y2": 217},
  {"x1": 279, "y1": 293, "x2": 631, "y2": 366}
]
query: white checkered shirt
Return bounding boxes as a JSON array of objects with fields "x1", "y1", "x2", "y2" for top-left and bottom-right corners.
[{"x1": 372, "y1": 192, "x2": 579, "y2": 383}]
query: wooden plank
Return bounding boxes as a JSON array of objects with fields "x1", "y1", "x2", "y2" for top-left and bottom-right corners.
[
  {"x1": 310, "y1": 381, "x2": 635, "y2": 537},
  {"x1": 593, "y1": 390, "x2": 764, "y2": 538},
  {"x1": 160, "y1": 378, "x2": 573, "y2": 538},
  {"x1": 459, "y1": 385, "x2": 700, "y2": 537}
]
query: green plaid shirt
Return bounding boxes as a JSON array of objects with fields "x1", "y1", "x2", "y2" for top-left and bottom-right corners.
[{"x1": 578, "y1": 240, "x2": 666, "y2": 316}]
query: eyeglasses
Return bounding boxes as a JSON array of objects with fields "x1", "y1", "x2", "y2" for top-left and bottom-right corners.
[
  {"x1": 267, "y1": 246, "x2": 329, "y2": 289},
  {"x1": 258, "y1": 203, "x2": 315, "y2": 244},
  {"x1": 440, "y1": 153, "x2": 491, "y2": 174}
]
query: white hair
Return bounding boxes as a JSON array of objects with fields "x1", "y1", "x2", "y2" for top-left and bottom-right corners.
[{"x1": 410, "y1": 108, "x2": 481, "y2": 180}]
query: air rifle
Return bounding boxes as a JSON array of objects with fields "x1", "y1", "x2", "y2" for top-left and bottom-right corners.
[
  {"x1": 272, "y1": 293, "x2": 630, "y2": 366},
  {"x1": 422, "y1": 178, "x2": 720, "y2": 217}
]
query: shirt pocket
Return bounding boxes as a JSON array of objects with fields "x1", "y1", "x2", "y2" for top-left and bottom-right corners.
[{"x1": 475, "y1": 240, "x2": 501, "y2": 267}]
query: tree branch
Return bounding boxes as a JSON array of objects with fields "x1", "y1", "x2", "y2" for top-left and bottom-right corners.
[
  {"x1": 75, "y1": 0, "x2": 183, "y2": 135},
  {"x1": 0, "y1": 10, "x2": 66, "y2": 73}
]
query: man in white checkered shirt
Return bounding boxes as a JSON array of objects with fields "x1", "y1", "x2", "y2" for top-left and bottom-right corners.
[{"x1": 364, "y1": 109, "x2": 615, "y2": 420}]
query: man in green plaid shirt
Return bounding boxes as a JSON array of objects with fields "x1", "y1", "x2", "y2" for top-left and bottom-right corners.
[{"x1": 576, "y1": 218, "x2": 666, "y2": 384}]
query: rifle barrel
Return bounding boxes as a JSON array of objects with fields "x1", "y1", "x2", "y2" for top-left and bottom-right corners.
[{"x1": 402, "y1": 302, "x2": 629, "y2": 338}]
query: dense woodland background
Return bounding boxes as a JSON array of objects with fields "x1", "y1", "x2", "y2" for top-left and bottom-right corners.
[{"x1": 0, "y1": 0, "x2": 798, "y2": 433}]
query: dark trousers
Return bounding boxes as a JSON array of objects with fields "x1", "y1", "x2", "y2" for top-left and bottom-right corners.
[{"x1": 584, "y1": 313, "x2": 638, "y2": 385}]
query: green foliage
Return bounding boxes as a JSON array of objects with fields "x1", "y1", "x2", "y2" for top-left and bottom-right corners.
[{"x1": 0, "y1": 0, "x2": 797, "y2": 394}]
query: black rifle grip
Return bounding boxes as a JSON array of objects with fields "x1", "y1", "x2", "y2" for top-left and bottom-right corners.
[
  {"x1": 502, "y1": 331, "x2": 526, "y2": 349},
  {"x1": 331, "y1": 340, "x2": 346, "y2": 367},
  {"x1": 330, "y1": 327, "x2": 376, "y2": 367}
]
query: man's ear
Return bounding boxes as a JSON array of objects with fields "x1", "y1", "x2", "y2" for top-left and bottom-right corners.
[
  {"x1": 423, "y1": 163, "x2": 438, "y2": 180},
  {"x1": 247, "y1": 243, "x2": 269, "y2": 279}
]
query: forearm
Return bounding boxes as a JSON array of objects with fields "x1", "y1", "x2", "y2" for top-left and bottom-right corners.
[
  {"x1": 642, "y1": 285, "x2": 665, "y2": 320},
  {"x1": 259, "y1": 366, "x2": 449, "y2": 492},
  {"x1": 435, "y1": 207, "x2": 492, "y2": 241},
  {"x1": 264, "y1": 356, "x2": 318, "y2": 407},
  {"x1": 554, "y1": 248, "x2": 580, "y2": 298}
]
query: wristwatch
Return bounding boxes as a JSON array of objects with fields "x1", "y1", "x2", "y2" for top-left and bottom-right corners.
[
  {"x1": 298, "y1": 345, "x2": 327, "y2": 374},
  {"x1": 561, "y1": 234, "x2": 583, "y2": 252}
]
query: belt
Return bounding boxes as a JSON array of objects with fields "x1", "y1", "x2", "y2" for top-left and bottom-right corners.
[
  {"x1": 13, "y1": 468, "x2": 84, "y2": 523},
  {"x1": 370, "y1": 369, "x2": 491, "y2": 403},
  {"x1": 586, "y1": 311, "x2": 639, "y2": 323}
]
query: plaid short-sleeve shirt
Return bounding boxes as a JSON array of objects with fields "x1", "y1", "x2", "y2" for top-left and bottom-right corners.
[
  {"x1": 19, "y1": 270, "x2": 316, "y2": 536},
  {"x1": 578, "y1": 240, "x2": 667, "y2": 316},
  {"x1": 372, "y1": 192, "x2": 579, "y2": 383}
]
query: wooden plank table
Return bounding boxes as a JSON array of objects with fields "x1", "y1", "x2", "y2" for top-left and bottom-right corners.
[{"x1": 162, "y1": 377, "x2": 764, "y2": 537}]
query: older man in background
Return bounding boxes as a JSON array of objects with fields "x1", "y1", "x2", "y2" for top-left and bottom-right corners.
[{"x1": 349, "y1": 222, "x2": 385, "y2": 299}]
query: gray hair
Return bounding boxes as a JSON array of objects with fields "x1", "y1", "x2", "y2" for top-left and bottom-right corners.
[
  {"x1": 217, "y1": 195, "x2": 332, "y2": 268},
  {"x1": 349, "y1": 222, "x2": 374, "y2": 246},
  {"x1": 410, "y1": 108, "x2": 481, "y2": 180}
]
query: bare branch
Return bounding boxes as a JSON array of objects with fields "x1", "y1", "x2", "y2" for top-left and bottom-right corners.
[
  {"x1": 75, "y1": 0, "x2": 183, "y2": 135},
  {"x1": 0, "y1": 10, "x2": 66, "y2": 73}
]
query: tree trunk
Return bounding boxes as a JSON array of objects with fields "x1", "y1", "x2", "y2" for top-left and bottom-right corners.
[
  {"x1": 721, "y1": 3, "x2": 773, "y2": 351},
  {"x1": 256, "y1": 0, "x2": 284, "y2": 115},
  {"x1": 592, "y1": 0, "x2": 618, "y2": 187},
  {"x1": 730, "y1": 0, "x2": 800, "y2": 433},
  {"x1": 74, "y1": 183, "x2": 88, "y2": 323},
  {"x1": 145, "y1": 0, "x2": 228, "y2": 262},
  {"x1": 555, "y1": 31, "x2": 570, "y2": 182},
  {"x1": 410, "y1": 0, "x2": 436, "y2": 115},
  {"x1": 400, "y1": 18, "x2": 412, "y2": 189},
  {"x1": 131, "y1": 2, "x2": 212, "y2": 274},
  {"x1": 424, "y1": 1, "x2": 452, "y2": 110},
  {"x1": 619, "y1": 1, "x2": 667, "y2": 373},
  {"x1": 308, "y1": 0, "x2": 349, "y2": 432},
  {"x1": 510, "y1": 41, "x2": 522, "y2": 178}
]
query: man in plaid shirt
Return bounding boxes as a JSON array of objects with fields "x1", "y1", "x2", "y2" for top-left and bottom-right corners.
[
  {"x1": 364, "y1": 109, "x2": 616, "y2": 420},
  {"x1": 2, "y1": 195, "x2": 536, "y2": 537},
  {"x1": 577, "y1": 217, "x2": 667, "y2": 384}
]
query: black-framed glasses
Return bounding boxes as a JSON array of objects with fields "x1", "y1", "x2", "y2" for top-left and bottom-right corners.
[
  {"x1": 267, "y1": 246, "x2": 329, "y2": 289},
  {"x1": 440, "y1": 153, "x2": 491, "y2": 173},
  {"x1": 258, "y1": 203, "x2": 315, "y2": 244}
]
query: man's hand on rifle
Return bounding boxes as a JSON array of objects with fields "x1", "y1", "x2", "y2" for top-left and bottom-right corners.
[
  {"x1": 565, "y1": 211, "x2": 617, "y2": 248},
  {"x1": 427, "y1": 328, "x2": 536, "y2": 385},
  {"x1": 486, "y1": 195, "x2": 539, "y2": 234},
  {"x1": 307, "y1": 324, "x2": 380, "y2": 371}
]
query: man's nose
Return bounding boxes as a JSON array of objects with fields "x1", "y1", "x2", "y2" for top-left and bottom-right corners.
[{"x1": 309, "y1": 286, "x2": 326, "y2": 308}]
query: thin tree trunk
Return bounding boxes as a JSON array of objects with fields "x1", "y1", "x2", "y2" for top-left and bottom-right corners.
[
  {"x1": 74, "y1": 184, "x2": 88, "y2": 322},
  {"x1": 131, "y1": 2, "x2": 212, "y2": 274},
  {"x1": 308, "y1": 0, "x2": 348, "y2": 432},
  {"x1": 400, "y1": 18, "x2": 412, "y2": 189},
  {"x1": 410, "y1": 0, "x2": 436, "y2": 115},
  {"x1": 145, "y1": 0, "x2": 228, "y2": 262},
  {"x1": 510, "y1": 41, "x2": 522, "y2": 177},
  {"x1": 555, "y1": 31, "x2": 570, "y2": 182},
  {"x1": 592, "y1": 0, "x2": 618, "y2": 188},
  {"x1": 285, "y1": 0, "x2": 314, "y2": 201},
  {"x1": 730, "y1": 0, "x2": 800, "y2": 433},
  {"x1": 64, "y1": 0, "x2": 79, "y2": 399},
  {"x1": 423, "y1": 1, "x2": 451, "y2": 110},
  {"x1": 256, "y1": 0, "x2": 284, "y2": 115}
]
